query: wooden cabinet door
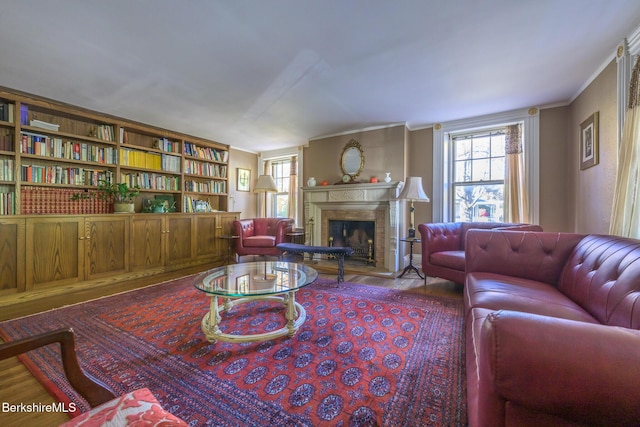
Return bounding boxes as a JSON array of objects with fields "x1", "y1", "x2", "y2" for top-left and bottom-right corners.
[
  {"x1": 195, "y1": 215, "x2": 217, "y2": 259},
  {"x1": 84, "y1": 216, "x2": 130, "y2": 280},
  {"x1": 26, "y1": 217, "x2": 84, "y2": 289},
  {"x1": 214, "y1": 213, "x2": 239, "y2": 261},
  {"x1": 0, "y1": 218, "x2": 25, "y2": 296},
  {"x1": 130, "y1": 215, "x2": 164, "y2": 271},
  {"x1": 165, "y1": 215, "x2": 194, "y2": 266}
]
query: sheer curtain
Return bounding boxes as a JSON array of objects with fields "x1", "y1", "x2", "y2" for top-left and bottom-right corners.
[
  {"x1": 610, "y1": 57, "x2": 640, "y2": 237},
  {"x1": 504, "y1": 123, "x2": 529, "y2": 222}
]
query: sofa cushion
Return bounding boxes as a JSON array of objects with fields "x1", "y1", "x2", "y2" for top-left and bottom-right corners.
[
  {"x1": 243, "y1": 235, "x2": 276, "y2": 247},
  {"x1": 429, "y1": 250, "x2": 465, "y2": 271},
  {"x1": 466, "y1": 272, "x2": 599, "y2": 324},
  {"x1": 60, "y1": 388, "x2": 187, "y2": 426},
  {"x1": 559, "y1": 234, "x2": 640, "y2": 329}
]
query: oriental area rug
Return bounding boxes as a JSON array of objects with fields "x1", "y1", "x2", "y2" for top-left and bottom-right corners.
[{"x1": 0, "y1": 275, "x2": 467, "y2": 426}]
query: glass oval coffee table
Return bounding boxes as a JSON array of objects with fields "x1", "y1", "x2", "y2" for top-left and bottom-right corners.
[{"x1": 194, "y1": 261, "x2": 318, "y2": 343}]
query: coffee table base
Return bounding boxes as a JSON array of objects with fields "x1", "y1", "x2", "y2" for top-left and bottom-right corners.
[{"x1": 201, "y1": 292, "x2": 306, "y2": 343}]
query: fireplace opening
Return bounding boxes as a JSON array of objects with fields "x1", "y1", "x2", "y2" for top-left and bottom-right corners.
[{"x1": 328, "y1": 220, "x2": 375, "y2": 264}]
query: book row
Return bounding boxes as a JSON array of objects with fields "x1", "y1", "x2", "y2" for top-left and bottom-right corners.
[
  {"x1": 21, "y1": 186, "x2": 112, "y2": 214},
  {"x1": 0, "y1": 102, "x2": 14, "y2": 122},
  {"x1": 183, "y1": 196, "x2": 214, "y2": 213},
  {"x1": 20, "y1": 132, "x2": 118, "y2": 164},
  {"x1": 0, "y1": 158, "x2": 13, "y2": 181},
  {"x1": 21, "y1": 165, "x2": 114, "y2": 186},
  {"x1": 0, "y1": 191, "x2": 15, "y2": 215},
  {"x1": 0, "y1": 133, "x2": 13, "y2": 151},
  {"x1": 184, "y1": 142, "x2": 228, "y2": 162},
  {"x1": 183, "y1": 160, "x2": 228, "y2": 178},
  {"x1": 119, "y1": 148, "x2": 181, "y2": 172},
  {"x1": 152, "y1": 137, "x2": 181, "y2": 153},
  {"x1": 184, "y1": 179, "x2": 226, "y2": 194},
  {"x1": 120, "y1": 172, "x2": 180, "y2": 191}
]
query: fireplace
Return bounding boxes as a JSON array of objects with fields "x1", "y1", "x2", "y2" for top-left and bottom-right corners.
[
  {"x1": 328, "y1": 219, "x2": 375, "y2": 264},
  {"x1": 302, "y1": 181, "x2": 403, "y2": 273}
]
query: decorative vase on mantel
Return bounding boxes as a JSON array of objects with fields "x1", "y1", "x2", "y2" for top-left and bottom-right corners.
[
  {"x1": 307, "y1": 177, "x2": 316, "y2": 187},
  {"x1": 384, "y1": 172, "x2": 391, "y2": 183}
]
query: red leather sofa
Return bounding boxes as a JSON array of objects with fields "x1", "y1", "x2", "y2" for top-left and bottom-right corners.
[
  {"x1": 233, "y1": 218, "x2": 294, "y2": 257},
  {"x1": 418, "y1": 222, "x2": 543, "y2": 283},
  {"x1": 464, "y1": 229, "x2": 640, "y2": 427}
]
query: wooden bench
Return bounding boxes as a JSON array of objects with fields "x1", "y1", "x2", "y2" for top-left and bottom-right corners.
[{"x1": 276, "y1": 243, "x2": 354, "y2": 283}]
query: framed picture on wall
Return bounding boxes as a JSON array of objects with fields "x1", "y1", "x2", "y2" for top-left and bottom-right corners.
[
  {"x1": 580, "y1": 112, "x2": 599, "y2": 170},
  {"x1": 237, "y1": 168, "x2": 251, "y2": 192}
]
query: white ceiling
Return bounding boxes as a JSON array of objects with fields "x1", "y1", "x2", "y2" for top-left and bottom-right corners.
[{"x1": 2, "y1": 1, "x2": 640, "y2": 153}]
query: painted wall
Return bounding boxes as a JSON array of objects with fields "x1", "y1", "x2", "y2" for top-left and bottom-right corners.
[
  {"x1": 303, "y1": 125, "x2": 406, "y2": 185},
  {"x1": 568, "y1": 60, "x2": 618, "y2": 234},
  {"x1": 228, "y1": 148, "x2": 258, "y2": 218},
  {"x1": 407, "y1": 127, "x2": 434, "y2": 228},
  {"x1": 539, "y1": 106, "x2": 571, "y2": 231}
]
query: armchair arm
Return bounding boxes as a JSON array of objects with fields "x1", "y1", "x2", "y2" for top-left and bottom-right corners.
[
  {"x1": 0, "y1": 327, "x2": 116, "y2": 407},
  {"x1": 275, "y1": 219, "x2": 294, "y2": 244},
  {"x1": 478, "y1": 311, "x2": 640, "y2": 426},
  {"x1": 465, "y1": 230, "x2": 585, "y2": 285}
]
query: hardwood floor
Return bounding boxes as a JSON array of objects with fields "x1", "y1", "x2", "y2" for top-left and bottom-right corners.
[{"x1": 0, "y1": 271, "x2": 462, "y2": 426}]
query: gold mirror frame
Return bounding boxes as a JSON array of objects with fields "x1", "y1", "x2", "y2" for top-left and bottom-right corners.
[{"x1": 340, "y1": 139, "x2": 365, "y2": 179}]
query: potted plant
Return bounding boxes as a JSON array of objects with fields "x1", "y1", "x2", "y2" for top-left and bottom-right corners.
[
  {"x1": 72, "y1": 180, "x2": 140, "y2": 213},
  {"x1": 143, "y1": 198, "x2": 175, "y2": 213}
]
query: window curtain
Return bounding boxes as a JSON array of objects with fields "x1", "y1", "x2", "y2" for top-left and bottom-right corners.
[
  {"x1": 289, "y1": 156, "x2": 298, "y2": 224},
  {"x1": 610, "y1": 57, "x2": 640, "y2": 237},
  {"x1": 504, "y1": 123, "x2": 529, "y2": 222}
]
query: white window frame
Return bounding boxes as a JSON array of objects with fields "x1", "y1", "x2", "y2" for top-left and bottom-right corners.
[{"x1": 432, "y1": 108, "x2": 540, "y2": 223}]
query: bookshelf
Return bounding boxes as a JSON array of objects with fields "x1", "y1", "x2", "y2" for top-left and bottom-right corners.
[{"x1": 0, "y1": 87, "x2": 230, "y2": 215}]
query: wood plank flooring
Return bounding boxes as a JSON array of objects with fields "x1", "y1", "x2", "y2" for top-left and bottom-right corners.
[{"x1": 0, "y1": 271, "x2": 462, "y2": 426}]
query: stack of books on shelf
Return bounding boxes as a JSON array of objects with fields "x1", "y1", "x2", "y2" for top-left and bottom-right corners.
[
  {"x1": 184, "y1": 179, "x2": 226, "y2": 194},
  {"x1": 120, "y1": 172, "x2": 180, "y2": 191},
  {"x1": 21, "y1": 187, "x2": 112, "y2": 214},
  {"x1": 21, "y1": 164, "x2": 113, "y2": 186},
  {"x1": 183, "y1": 196, "x2": 213, "y2": 213},
  {"x1": 153, "y1": 137, "x2": 180, "y2": 153},
  {"x1": 119, "y1": 148, "x2": 180, "y2": 172},
  {"x1": 183, "y1": 142, "x2": 228, "y2": 162},
  {"x1": 20, "y1": 132, "x2": 117, "y2": 164},
  {"x1": 0, "y1": 133, "x2": 13, "y2": 151},
  {"x1": 0, "y1": 191, "x2": 15, "y2": 215},
  {"x1": 0, "y1": 102, "x2": 14, "y2": 122},
  {"x1": 96, "y1": 124, "x2": 116, "y2": 141},
  {"x1": 183, "y1": 160, "x2": 227, "y2": 178},
  {"x1": 0, "y1": 157, "x2": 14, "y2": 181}
]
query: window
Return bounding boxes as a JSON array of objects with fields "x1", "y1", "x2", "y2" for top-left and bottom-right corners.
[
  {"x1": 452, "y1": 129, "x2": 505, "y2": 222},
  {"x1": 270, "y1": 159, "x2": 290, "y2": 217}
]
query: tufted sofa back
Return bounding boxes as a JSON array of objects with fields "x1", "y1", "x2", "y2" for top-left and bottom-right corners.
[{"x1": 559, "y1": 234, "x2": 640, "y2": 329}]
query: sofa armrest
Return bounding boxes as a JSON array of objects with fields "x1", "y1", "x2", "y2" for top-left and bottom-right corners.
[
  {"x1": 478, "y1": 310, "x2": 640, "y2": 426},
  {"x1": 465, "y1": 230, "x2": 585, "y2": 285}
]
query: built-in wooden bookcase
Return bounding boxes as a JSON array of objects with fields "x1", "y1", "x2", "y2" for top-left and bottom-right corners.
[
  {"x1": 0, "y1": 87, "x2": 230, "y2": 215},
  {"x1": 183, "y1": 136, "x2": 229, "y2": 212}
]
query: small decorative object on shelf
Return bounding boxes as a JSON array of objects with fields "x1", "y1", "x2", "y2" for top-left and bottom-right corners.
[
  {"x1": 307, "y1": 177, "x2": 316, "y2": 187},
  {"x1": 369, "y1": 176, "x2": 378, "y2": 183},
  {"x1": 385, "y1": 172, "x2": 391, "y2": 183}
]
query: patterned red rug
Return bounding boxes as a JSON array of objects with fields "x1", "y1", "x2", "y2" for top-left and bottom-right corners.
[{"x1": 0, "y1": 276, "x2": 466, "y2": 426}]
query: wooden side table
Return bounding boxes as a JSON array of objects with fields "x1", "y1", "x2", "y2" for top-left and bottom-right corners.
[
  {"x1": 219, "y1": 235, "x2": 239, "y2": 264},
  {"x1": 287, "y1": 231, "x2": 305, "y2": 244},
  {"x1": 397, "y1": 237, "x2": 424, "y2": 279}
]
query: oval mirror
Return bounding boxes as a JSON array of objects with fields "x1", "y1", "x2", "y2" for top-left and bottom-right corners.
[{"x1": 340, "y1": 139, "x2": 364, "y2": 180}]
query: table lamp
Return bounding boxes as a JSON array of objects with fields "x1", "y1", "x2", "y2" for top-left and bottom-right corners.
[
  {"x1": 398, "y1": 177, "x2": 430, "y2": 238},
  {"x1": 254, "y1": 174, "x2": 278, "y2": 217}
]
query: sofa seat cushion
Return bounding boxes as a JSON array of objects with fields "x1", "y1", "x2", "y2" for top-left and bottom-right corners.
[
  {"x1": 429, "y1": 250, "x2": 465, "y2": 271},
  {"x1": 60, "y1": 387, "x2": 187, "y2": 426},
  {"x1": 466, "y1": 272, "x2": 599, "y2": 324},
  {"x1": 244, "y1": 235, "x2": 276, "y2": 247}
]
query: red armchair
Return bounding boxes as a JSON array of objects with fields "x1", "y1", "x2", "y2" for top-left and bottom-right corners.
[{"x1": 233, "y1": 218, "x2": 294, "y2": 257}]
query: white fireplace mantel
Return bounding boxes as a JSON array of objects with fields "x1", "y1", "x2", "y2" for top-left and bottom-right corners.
[{"x1": 302, "y1": 181, "x2": 403, "y2": 273}]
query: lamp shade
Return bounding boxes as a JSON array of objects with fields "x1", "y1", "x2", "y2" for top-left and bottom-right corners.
[
  {"x1": 254, "y1": 174, "x2": 278, "y2": 193},
  {"x1": 398, "y1": 177, "x2": 430, "y2": 202}
]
